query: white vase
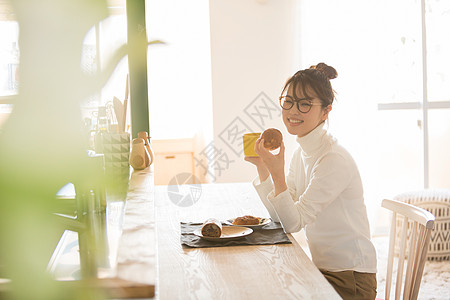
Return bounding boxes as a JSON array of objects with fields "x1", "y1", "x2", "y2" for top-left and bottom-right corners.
[
  {"x1": 137, "y1": 131, "x2": 154, "y2": 166},
  {"x1": 129, "y1": 138, "x2": 150, "y2": 170}
]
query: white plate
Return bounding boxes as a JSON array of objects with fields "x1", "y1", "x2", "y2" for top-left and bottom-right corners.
[
  {"x1": 225, "y1": 217, "x2": 272, "y2": 229},
  {"x1": 194, "y1": 226, "x2": 253, "y2": 242}
]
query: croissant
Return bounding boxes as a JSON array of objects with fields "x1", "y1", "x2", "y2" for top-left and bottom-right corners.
[{"x1": 232, "y1": 215, "x2": 261, "y2": 225}]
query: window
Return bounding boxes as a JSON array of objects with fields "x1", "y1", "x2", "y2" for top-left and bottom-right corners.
[
  {"x1": 80, "y1": 1, "x2": 129, "y2": 130},
  {"x1": 0, "y1": 1, "x2": 130, "y2": 132},
  {"x1": 0, "y1": 22, "x2": 18, "y2": 97},
  {"x1": 298, "y1": 0, "x2": 450, "y2": 226},
  {"x1": 0, "y1": 0, "x2": 18, "y2": 129}
]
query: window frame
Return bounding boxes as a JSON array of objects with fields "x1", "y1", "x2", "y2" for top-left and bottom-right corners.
[{"x1": 376, "y1": 0, "x2": 450, "y2": 188}]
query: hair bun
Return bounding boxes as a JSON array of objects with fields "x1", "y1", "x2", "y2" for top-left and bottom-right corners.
[{"x1": 310, "y1": 62, "x2": 338, "y2": 80}]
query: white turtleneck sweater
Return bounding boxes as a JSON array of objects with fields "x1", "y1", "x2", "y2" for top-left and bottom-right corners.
[{"x1": 253, "y1": 123, "x2": 377, "y2": 273}]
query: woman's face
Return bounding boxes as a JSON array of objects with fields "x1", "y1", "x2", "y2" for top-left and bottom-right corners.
[{"x1": 282, "y1": 85, "x2": 331, "y2": 138}]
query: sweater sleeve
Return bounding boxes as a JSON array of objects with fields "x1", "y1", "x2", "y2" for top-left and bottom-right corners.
[
  {"x1": 268, "y1": 152, "x2": 354, "y2": 233},
  {"x1": 286, "y1": 149, "x2": 298, "y2": 199},
  {"x1": 252, "y1": 149, "x2": 301, "y2": 223},
  {"x1": 252, "y1": 176, "x2": 280, "y2": 222}
]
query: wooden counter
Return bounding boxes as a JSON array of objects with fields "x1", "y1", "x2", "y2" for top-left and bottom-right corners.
[{"x1": 2, "y1": 171, "x2": 340, "y2": 299}]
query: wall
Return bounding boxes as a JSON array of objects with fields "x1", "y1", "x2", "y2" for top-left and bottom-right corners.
[
  {"x1": 147, "y1": 0, "x2": 213, "y2": 142},
  {"x1": 209, "y1": 0, "x2": 299, "y2": 183}
]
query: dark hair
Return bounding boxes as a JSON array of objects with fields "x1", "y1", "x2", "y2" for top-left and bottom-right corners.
[{"x1": 281, "y1": 62, "x2": 338, "y2": 107}]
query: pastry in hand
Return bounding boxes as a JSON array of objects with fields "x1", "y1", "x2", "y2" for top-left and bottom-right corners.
[
  {"x1": 201, "y1": 218, "x2": 222, "y2": 237},
  {"x1": 261, "y1": 128, "x2": 283, "y2": 150},
  {"x1": 232, "y1": 215, "x2": 261, "y2": 225}
]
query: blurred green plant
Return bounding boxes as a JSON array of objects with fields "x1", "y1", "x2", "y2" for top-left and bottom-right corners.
[{"x1": 0, "y1": 0, "x2": 162, "y2": 299}]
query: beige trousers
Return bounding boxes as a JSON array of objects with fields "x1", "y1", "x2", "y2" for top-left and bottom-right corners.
[{"x1": 320, "y1": 269, "x2": 377, "y2": 300}]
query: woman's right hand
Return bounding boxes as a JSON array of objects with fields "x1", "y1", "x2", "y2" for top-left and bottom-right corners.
[{"x1": 254, "y1": 138, "x2": 287, "y2": 196}]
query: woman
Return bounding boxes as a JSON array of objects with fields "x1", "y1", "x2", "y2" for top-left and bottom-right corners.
[{"x1": 245, "y1": 63, "x2": 377, "y2": 299}]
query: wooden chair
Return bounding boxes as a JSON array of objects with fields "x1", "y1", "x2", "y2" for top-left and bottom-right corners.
[{"x1": 380, "y1": 199, "x2": 435, "y2": 300}]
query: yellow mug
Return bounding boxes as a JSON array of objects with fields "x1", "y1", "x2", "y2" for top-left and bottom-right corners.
[{"x1": 243, "y1": 132, "x2": 261, "y2": 157}]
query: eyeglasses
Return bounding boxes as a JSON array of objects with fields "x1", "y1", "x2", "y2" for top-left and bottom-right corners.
[{"x1": 279, "y1": 95, "x2": 323, "y2": 113}]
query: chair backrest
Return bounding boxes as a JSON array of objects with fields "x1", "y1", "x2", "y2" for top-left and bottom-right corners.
[{"x1": 382, "y1": 199, "x2": 435, "y2": 300}]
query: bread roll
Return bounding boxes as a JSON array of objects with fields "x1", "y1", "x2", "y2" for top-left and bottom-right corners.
[
  {"x1": 201, "y1": 218, "x2": 222, "y2": 237},
  {"x1": 261, "y1": 128, "x2": 282, "y2": 150}
]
